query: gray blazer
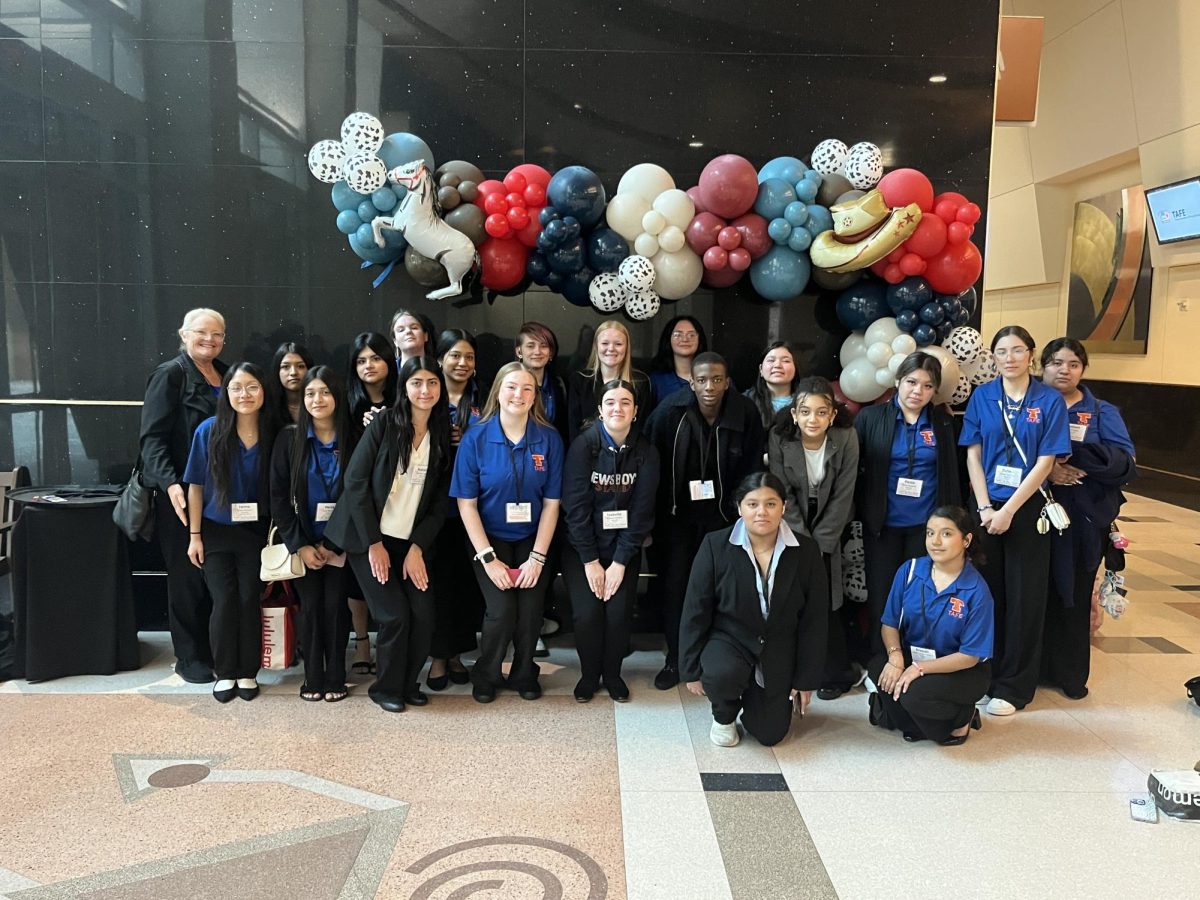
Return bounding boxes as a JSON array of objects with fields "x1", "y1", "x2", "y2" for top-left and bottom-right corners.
[{"x1": 768, "y1": 426, "x2": 859, "y2": 609}]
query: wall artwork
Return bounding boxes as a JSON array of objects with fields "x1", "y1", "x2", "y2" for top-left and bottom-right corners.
[{"x1": 1067, "y1": 185, "x2": 1152, "y2": 354}]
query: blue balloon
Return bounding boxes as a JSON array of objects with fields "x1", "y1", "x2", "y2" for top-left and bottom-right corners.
[
  {"x1": 545, "y1": 270, "x2": 565, "y2": 291},
  {"x1": 795, "y1": 178, "x2": 819, "y2": 204},
  {"x1": 527, "y1": 253, "x2": 550, "y2": 284},
  {"x1": 547, "y1": 236, "x2": 585, "y2": 274},
  {"x1": 376, "y1": 132, "x2": 434, "y2": 173},
  {"x1": 835, "y1": 279, "x2": 889, "y2": 330},
  {"x1": 536, "y1": 229, "x2": 558, "y2": 252},
  {"x1": 539, "y1": 206, "x2": 561, "y2": 226},
  {"x1": 758, "y1": 156, "x2": 807, "y2": 185},
  {"x1": 354, "y1": 222, "x2": 376, "y2": 248},
  {"x1": 895, "y1": 308, "x2": 920, "y2": 332},
  {"x1": 750, "y1": 246, "x2": 811, "y2": 302},
  {"x1": 918, "y1": 302, "x2": 946, "y2": 326},
  {"x1": 754, "y1": 178, "x2": 798, "y2": 221},
  {"x1": 347, "y1": 233, "x2": 399, "y2": 264},
  {"x1": 587, "y1": 227, "x2": 629, "y2": 273},
  {"x1": 786, "y1": 228, "x2": 812, "y2": 252},
  {"x1": 886, "y1": 276, "x2": 933, "y2": 313},
  {"x1": 957, "y1": 286, "x2": 978, "y2": 317},
  {"x1": 381, "y1": 227, "x2": 407, "y2": 250},
  {"x1": 940, "y1": 297, "x2": 961, "y2": 316},
  {"x1": 547, "y1": 165, "x2": 607, "y2": 229},
  {"x1": 357, "y1": 200, "x2": 379, "y2": 224},
  {"x1": 331, "y1": 181, "x2": 367, "y2": 212},
  {"x1": 805, "y1": 204, "x2": 834, "y2": 237},
  {"x1": 391, "y1": 184, "x2": 408, "y2": 205},
  {"x1": 561, "y1": 266, "x2": 595, "y2": 306},
  {"x1": 542, "y1": 218, "x2": 567, "y2": 246},
  {"x1": 951, "y1": 306, "x2": 971, "y2": 326},
  {"x1": 371, "y1": 187, "x2": 398, "y2": 212},
  {"x1": 767, "y1": 218, "x2": 793, "y2": 244},
  {"x1": 912, "y1": 323, "x2": 937, "y2": 347},
  {"x1": 936, "y1": 321, "x2": 954, "y2": 342},
  {"x1": 335, "y1": 209, "x2": 362, "y2": 235},
  {"x1": 561, "y1": 216, "x2": 581, "y2": 242},
  {"x1": 783, "y1": 201, "x2": 809, "y2": 227}
]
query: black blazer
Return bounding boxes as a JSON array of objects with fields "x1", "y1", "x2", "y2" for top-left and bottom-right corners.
[
  {"x1": 853, "y1": 402, "x2": 961, "y2": 537},
  {"x1": 322, "y1": 414, "x2": 450, "y2": 555},
  {"x1": 679, "y1": 527, "x2": 829, "y2": 695},
  {"x1": 139, "y1": 352, "x2": 228, "y2": 492},
  {"x1": 269, "y1": 426, "x2": 343, "y2": 554}
]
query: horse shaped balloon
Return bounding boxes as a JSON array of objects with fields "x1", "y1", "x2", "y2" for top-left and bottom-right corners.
[{"x1": 373, "y1": 160, "x2": 479, "y2": 300}]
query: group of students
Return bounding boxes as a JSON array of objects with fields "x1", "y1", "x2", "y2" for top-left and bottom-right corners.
[{"x1": 139, "y1": 308, "x2": 1135, "y2": 747}]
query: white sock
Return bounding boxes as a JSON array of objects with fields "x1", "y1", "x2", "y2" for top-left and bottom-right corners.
[
  {"x1": 236, "y1": 678, "x2": 257, "y2": 689},
  {"x1": 214, "y1": 679, "x2": 236, "y2": 691}
]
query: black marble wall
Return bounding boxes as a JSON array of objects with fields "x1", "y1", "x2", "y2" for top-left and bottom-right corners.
[{"x1": 0, "y1": 0, "x2": 999, "y2": 484}]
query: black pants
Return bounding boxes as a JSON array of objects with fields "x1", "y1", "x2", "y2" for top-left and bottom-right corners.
[
  {"x1": 429, "y1": 518, "x2": 482, "y2": 659},
  {"x1": 471, "y1": 534, "x2": 553, "y2": 692},
  {"x1": 156, "y1": 492, "x2": 214, "y2": 668},
  {"x1": 295, "y1": 561, "x2": 349, "y2": 693},
  {"x1": 562, "y1": 545, "x2": 640, "y2": 686},
  {"x1": 349, "y1": 536, "x2": 435, "y2": 702},
  {"x1": 976, "y1": 497, "x2": 1051, "y2": 708},
  {"x1": 699, "y1": 638, "x2": 794, "y2": 747},
  {"x1": 653, "y1": 514, "x2": 724, "y2": 665},
  {"x1": 201, "y1": 520, "x2": 265, "y2": 680},
  {"x1": 1042, "y1": 564, "x2": 1096, "y2": 696},
  {"x1": 867, "y1": 654, "x2": 991, "y2": 742},
  {"x1": 863, "y1": 523, "x2": 927, "y2": 660}
]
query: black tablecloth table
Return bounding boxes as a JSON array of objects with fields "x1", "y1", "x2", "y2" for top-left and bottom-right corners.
[{"x1": 10, "y1": 485, "x2": 140, "y2": 681}]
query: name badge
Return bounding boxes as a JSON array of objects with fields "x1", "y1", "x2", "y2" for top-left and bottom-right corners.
[
  {"x1": 689, "y1": 479, "x2": 716, "y2": 501},
  {"x1": 1069, "y1": 422, "x2": 1088, "y2": 442},
  {"x1": 602, "y1": 509, "x2": 629, "y2": 530},
  {"x1": 230, "y1": 502, "x2": 258, "y2": 522},
  {"x1": 506, "y1": 502, "x2": 532, "y2": 523},
  {"x1": 994, "y1": 465, "x2": 1023, "y2": 488},
  {"x1": 410, "y1": 464, "x2": 428, "y2": 486},
  {"x1": 895, "y1": 477, "x2": 923, "y2": 498},
  {"x1": 315, "y1": 502, "x2": 336, "y2": 522},
  {"x1": 910, "y1": 645, "x2": 937, "y2": 662}
]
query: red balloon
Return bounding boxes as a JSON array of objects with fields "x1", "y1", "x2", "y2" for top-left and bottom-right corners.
[
  {"x1": 515, "y1": 216, "x2": 543, "y2": 248},
  {"x1": 905, "y1": 214, "x2": 947, "y2": 258},
  {"x1": 702, "y1": 265, "x2": 744, "y2": 288},
  {"x1": 934, "y1": 199, "x2": 959, "y2": 225},
  {"x1": 946, "y1": 221, "x2": 970, "y2": 245},
  {"x1": 483, "y1": 193, "x2": 508, "y2": 215},
  {"x1": 934, "y1": 191, "x2": 968, "y2": 207},
  {"x1": 687, "y1": 185, "x2": 709, "y2": 215},
  {"x1": 476, "y1": 179, "x2": 506, "y2": 202},
  {"x1": 523, "y1": 183, "x2": 546, "y2": 207},
  {"x1": 730, "y1": 213, "x2": 771, "y2": 259},
  {"x1": 686, "y1": 212, "x2": 726, "y2": 254},
  {"x1": 505, "y1": 192, "x2": 524, "y2": 209},
  {"x1": 728, "y1": 247, "x2": 752, "y2": 271},
  {"x1": 957, "y1": 202, "x2": 981, "y2": 225},
  {"x1": 877, "y1": 168, "x2": 935, "y2": 212},
  {"x1": 480, "y1": 237, "x2": 529, "y2": 290},
  {"x1": 870, "y1": 259, "x2": 890, "y2": 279},
  {"x1": 503, "y1": 171, "x2": 528, "y2": 194},
  {"x1": 925, "y1": 241, "x2": 982, "y2": 295},
  {"x1": 717, "y1": 226, "x2": 742, "y2": 250},
  {"x1": 831, "y1": 380, "x2": 862, "y2": 417},
  {"x1": 884, "y1": 263, "x2": 904, "y2": 284},
  {"x1": 899, "y1": 253, "x2": 926, "y2": 276},
  {"x1": 508, "y1": 164, "x2": 551, "y2": 189},
  {"x1": 887, "y1": 247, "x2": 905, "y2": 265},
  {"x1": 703, "y1": 246, "x2": 729, "y2": 270},
  {"x1": 485, "y1": 213, "x2": 511, "y2": 238},
  {"x1": 697, "y1": 154, "x2": 759, "y2": 219},
  {"x1": 506, "y1": 206, "x2": 530, "y2": 230}
]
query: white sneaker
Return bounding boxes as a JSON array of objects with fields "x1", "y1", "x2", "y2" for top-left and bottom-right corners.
[
  {"x1": 863, "y1": 675, "x2": 879, "y2": 694},
  {"x1": 710, "y1": 721, "x2": 740, "y2": 747},
  {"x1": 853, "y1": 666, "x2": 869, "y2": 688},
  {"x1": 986, "y1": 697, "x2": 1017, "y2": 717},
  {"x1": 976, "y1": 694, "x2": 991, "y2": 707}
]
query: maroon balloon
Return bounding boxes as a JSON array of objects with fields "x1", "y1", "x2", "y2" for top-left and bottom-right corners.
[
  {"x1": 686, "y1": 211, "x2": 726, "y2": 255},
  {"x1": 687, "y1": 185, "x2": 708, "y2": 215},
  {"x1": 730, "y1": 213, "x2": 771, "y2": 259},
  {"x1": 703, "y1": 246, "x2": 729, "y2": 270},
  {"x1": 717, "y1": 226, "x2": 741, "y2": 251},
  {"x1": 697, "y1": 154, "x2": 759, "y2": 219},
  {"x1": 728, "y1": 247, "x2": 752, "y2": 272},
  {"x1": 702, "y1": 265, "x2": 744, "y2": 289}
]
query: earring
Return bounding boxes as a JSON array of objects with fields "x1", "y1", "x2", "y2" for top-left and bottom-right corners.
[{"x1": 632, "y1": 415, "x2": 637, "y2": 422}]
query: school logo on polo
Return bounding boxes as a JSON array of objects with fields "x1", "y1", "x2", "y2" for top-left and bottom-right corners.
[
  {"x1": 1026, "y1": 407, "x2": 1041, "y2": 424},
  {"x1": 531, "y1": 453, "x2": 546, "y2": 472},
  {"x1": 947, "y1": 597, "x2": 965, "y2": 619},
  {"x1": 1076, "y1": 412, "x2": 1092, "y2": 426},
  {"x1": 919, "y1": 429, "x2": 935, "y2": 446}
]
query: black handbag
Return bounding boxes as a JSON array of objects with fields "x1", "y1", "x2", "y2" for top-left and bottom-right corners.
[{"x1": 113, "y1": 464, "x2": 155, "y2": 541}]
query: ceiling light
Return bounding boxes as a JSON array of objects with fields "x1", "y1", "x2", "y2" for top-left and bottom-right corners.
[
  {"x1": 688, "y1": 141, "x2": 704, "y2": 148},
  {"x1": 928, "y1": 74, "x2": 948, "y2": 84}
]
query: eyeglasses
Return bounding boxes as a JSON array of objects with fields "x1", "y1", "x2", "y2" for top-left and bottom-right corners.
[
  {"x1": 190, "y1": 329, "x2": 225, "y2": 340},
  {"x1": 992, "y1": 347, "x2": 1030, "y2": 360},
  {"x1": 672, "y1": 331, "x2": 699, "y2": 340},
  {"x1": 227, "y1": 384, "x2": 262, "y2": 395}
]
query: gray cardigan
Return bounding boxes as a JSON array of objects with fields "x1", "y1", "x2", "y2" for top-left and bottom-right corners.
[{"x1": 767, "y1": 426, "x2": 859, "y2": 609}]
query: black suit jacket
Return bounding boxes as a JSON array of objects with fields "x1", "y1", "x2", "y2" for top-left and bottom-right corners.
[
  {"x1": 268, "y1": 426, "x2": 343, "y2": 554},
  {"x1": 679, "y1": 526, "x2": 829, "y2": 695},
  {"x1": 322, "y1": 414, "x2": 450, "y2": 555},
  {"x1": 139, "y1": 353, "x2": 228, "y2": 492}
]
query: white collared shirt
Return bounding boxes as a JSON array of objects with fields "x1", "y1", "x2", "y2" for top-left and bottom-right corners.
[{"x1": 729, "y1": 519, "x2": 799, "y2": 621}]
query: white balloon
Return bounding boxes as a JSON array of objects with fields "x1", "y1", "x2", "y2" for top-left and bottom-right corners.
[
  {"x1": 307, "y1": 139, "x2": 348, "y2": 184},
  {"x1": 606, "y1": 192, "x2": 652, "y2": 242},
  {"x1": 641, "y1": 209, "x2": 666, "y2": 236},
  {"x1": 341, "y1": 152, "x2": 388, "y2": 194},
  {"x1": 840, "y1": 357, "x2": 886, "y2": 403},
  {"x1": 875, "y1": 367, "x2": 894, "y2": 387},
  {"x1": 945, "y1": 326, "x2": 984, "y2": 365},
  {"x1": 864, "y1": 316, "x2": 902, "y2": 347},
  {"x1": 617, "y1": 163, "x2": 675, "y2": 202},
  {"x1": 866, "y1": 341, "x2": 892, "y2": 366},
  {"x1": 839, "y1": 332, "x2": 868, "y2": 368},
  {"x1": 652, "y1": 189, "x2": 695, "y2": 230},
  {"x1": 625, "y1": 289, "x2": 661, "y2": 321},
  {"x1": 588, "y1": 271, "x2": 628, "y2": 313},
  {"x1": 965, "y1": 353, "x2": 997, "y2": 386},
  {"x1": 340, "y1": 111, "x2": 384, "y2": 154},
  {"x1": 618, "y1": 255, "x2": 656, "y2": 292},
  {"x1": 922, "y1": 345, "x2": 963, "y2": 405},
  {"x1": 650, "y1": 247, "x2": 703, "y2": 300},
  {"x1": 841, "y1": 142, "x2": 884, "y2": 190},
  {"x1": 891, "y1": 333, "x2": 917, "y2": 355},
  {"x1": 888, "y1": 352, "x2": 907, "y2": 375},
  {"x1": 634, "y1": 233, "x2": 660, "y2": 258},
  {"x1": 950, "y1": 371, "x2": 972, "y2": 406},
  {"x1": 658, "y1": 225, "x2": 685, "y2": 253},
  {"x1": 811, "y1": 139, "x2": 849, "y2": 176}
]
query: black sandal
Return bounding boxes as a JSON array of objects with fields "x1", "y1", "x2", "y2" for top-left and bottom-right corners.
[
  {"x1": 447, "y1": 660, "x2": 470, "y2": 685},
  {"x1": 300, "y1": 684, "x2": 323, "y2": 702},
  {"x1": 351, "y1": 635, "x2": 373, "y2": 675},
  {"x1": 324, "y1": 686, "x2": 349, "y2": 703}
]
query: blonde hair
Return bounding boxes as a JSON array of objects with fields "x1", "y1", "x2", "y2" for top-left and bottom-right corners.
[
  {"x1": 584, "y1": 320, "x2": 634, "y2": 383},
  {"x1": 480, "y1": 361, "x2": 549, "y2": 426},
  {"x1": 177, "y1": 308, "x2": 226, "y2": 352}
]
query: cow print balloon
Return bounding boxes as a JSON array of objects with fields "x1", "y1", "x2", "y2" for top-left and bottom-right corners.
[
  {"x1": 950, "y1": 371, "x2": 972, "y2": 406},
  {"x1": 841, "y1": 520, "x2": 865, "y2": 566},
  {"x1": 589, "y1": 272, "x2": 628, "y2": 312},
  {"x1": 617, "y1": 255, "x2": 656, "y2": 292},
  {"x1": 843, "y1": 562, "x2": 868, "y2": 604},
  {"x1": 625, "y1": 289, "x2": 661, "y2": 321},
  {"x1": 307, "y1": 139, "x2": 348, "y2": 184},
  {"x1": 842, "y1": 142, "x2": 883, "y2": 190},
  {"x1": 811, "y1": 139, "x2": 849, "y2": 176},
  {"x1": 341, "y1": 153, "x2": 388, "y2": 194},
  {"x1": 340, "y1": 112, "x2": 385, "y2": 154}
]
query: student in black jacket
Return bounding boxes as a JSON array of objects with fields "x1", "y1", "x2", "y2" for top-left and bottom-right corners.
[
  {"x1": 269, "y1": 367, "x2": 351, "y2": 703},
  {"x1": 567, "y1": 320, "x2": 653, "y2": 442},
  {"x1": 681, "y1": 472, "x2": 828, "y2": 747},
  {"x1": 323, "y1": 356, "x2": 452, "y2": 714},
  {"x1": 853, "y1": 352, "x2": 961, "y2": 659},
  {"x1": 644, "y1": 351, "x2": 766, "y2": 690},
  {"x1": 562, "y1": 379, "x2": 660, "y2": 702},
  {"x1": 139, "y1": 308, "x2": 229, "y2": 684}
]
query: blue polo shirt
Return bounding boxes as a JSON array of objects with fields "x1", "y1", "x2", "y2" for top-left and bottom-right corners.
[
  {"x1": 651, "y1": 370, "x2": 690, "y2": 405},
  {"x1": 882, "y1": 556, "x2": 993, "y2": 660},
  {"x1": 1064, "y1": 385, "x2": 1135, "y2": 455},
  {"x1": 885, "y1": 398, "x2": 939, "y2": 528},
  {"x1": 305, "y1": 426, "x2": 341, "y2": 539},
  {"x1": 182, "y1": 416, "x2": 261, "y2": 525},
  {"x1": 450, "y1": 416, "x2": 564, "y2": 541},
  {"x1": 540, "y1": 377, "x2": 561, "y2": 424},
  {"x1": 959, "y1": 377, "x2": 1070, "y2": 502}
]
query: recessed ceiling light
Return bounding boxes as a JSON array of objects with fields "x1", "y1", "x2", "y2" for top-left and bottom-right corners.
[
  {"x1": 688, "y1": 141, "x2": 704, "y2": 148},
  {"x1": 573, "y1": 102, "x2": 583, "y2": 110},
  {"x1": 928, "y1": 74, "x2": 948, "y2": 84}
]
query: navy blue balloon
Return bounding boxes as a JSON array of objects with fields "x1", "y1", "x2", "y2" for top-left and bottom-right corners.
[
  {"x1": 561, "y1": 266, "x2": 595, "y2": 306},
  {"x1": 539, "y1": 206, "x2": 561, "y2": 226},
  {"x1": 912, "y1": 323, "x2": 937, "y2": 347},
  {"x1": 536, "y1": 230, "x2": 557, "y2": 253},
  {"x1": 940, "y1": 297, "x2": 961, "y2": 316},
  {"x1": 543, "y1": 218, "x2": 568, "y2": 246},
  {"x1": 547, "y1": 236, "x2": 585, "y2": 274},
  {"x1": 561, "y1": 216, "x2": 582, "y2": 242},
  {"x1": 835, "y1": 279, "x2": 889, "y2": 330},
  {"x1": 588, "y1": 227, "x2": 629, "y2": 273},
  {"x1": 886, "y1": 276, "x2": 933, "y2": 314},
  {"x1": 936, "y1": 321, "x2": 954, "y2": 342},
  {"x1": 951, "y1": 306, "x2": 971, "y2": 326},
  {"x1": 895, "y1": 308, "x2": 919, "y2": 332},
  {"x1": 957, "y1": 286, "x2": 978, "y2": 317},
  {"x1": 547, "y1": 165, "x2": 607, "y2": 229},
  {"x1": 918, "y1": 302, "x2": 946, "y2": 326},
  {"x1": 527, "y1": 253, "x2": 550, "y2": 284},
  {"x1": 545, "y1": 270, "x2": 565, "y2": 291}
]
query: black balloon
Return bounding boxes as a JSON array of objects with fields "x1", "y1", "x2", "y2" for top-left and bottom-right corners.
[
  {"x1": 458, "y1": 180, "x2": 479, "y2": 202},
  {"x1": 444, "y1": 203, "x2": 486, "y2": 247},
  {"x1": 438, "y1": 186, "x2": 461, "y2": 210},
  {"x1": 587, "y1": 226, "x2": 629, "y2": 273},
  {"x1": 886, "y1": 276, "x2": 933, "y2": 313},
  {"x1": 811, "y1": 267, "x2": 862, "y2": 291},
  {"x1": 404, "y1": 246, "x2": 449, "y2": 288},
  {"x1": 817, "y1": 173, "x2": 853, "y2": 208},
  {"x1": 561, "y1": 266, "x2": 594, "y2": 306},
  {"x1": 439, "y1": 172, "x2": 462, "y2": 189},
  {"x1": 434, "y1": 160, "x2": 485, "y2": 185}
]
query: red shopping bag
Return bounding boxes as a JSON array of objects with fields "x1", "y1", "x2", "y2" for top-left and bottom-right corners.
[{"x1": 261, "y1": 581, "x2": 297, "y2": 670}]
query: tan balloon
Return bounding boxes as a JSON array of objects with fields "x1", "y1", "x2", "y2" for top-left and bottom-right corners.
[
  {"x1": 617, "y1": 163, "x2": 675, "y2": 202},
  {"x1": 606, "y1": 192, "x2": 652, "y2": 242},
  {"x1": 650, "y1": 247, "x2": 703, "y2": 300},
  {"x1": 652, "y1": 188, "x2": 695, "y2": 230},
  {"x1": 658, "y1": 225, "x2": 685, "y2": 253}
]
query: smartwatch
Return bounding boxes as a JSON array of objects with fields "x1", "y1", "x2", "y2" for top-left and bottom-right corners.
[{"x1": 475, "y1": 549, "x2": 497, "y2": 565}]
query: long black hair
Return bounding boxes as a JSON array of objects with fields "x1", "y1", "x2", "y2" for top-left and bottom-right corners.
[
  {"x1": 268, "y1": 341, "x2": 314, "y2": 427},
  {"x1": 208, "y1": 362, "x2": 274, "y2": 510},
  {"x1": 436, "y1": 328, "x2": 482, "y2": 432},
  {"x1": 389, "y1": 355, "x2": 452, "y2": 478},
  {"x1": 1041, "y1": 336, "x2": 1088, "y2": 369},
  {"x1": 749, "y1": 340, "x2": 801, "y2": 429},
  {"x1": 288, "y1": 366, "x2": 350, "y2": 510},
  {"x1": 650, "y1": 315, "x2": 708, "y2": 374},
  {"x1": 347, "y1": 331, "x2": 397, "y2": 419},
  {"x1": 778, "y1": 375, "x2": 845, "y2": 440}
]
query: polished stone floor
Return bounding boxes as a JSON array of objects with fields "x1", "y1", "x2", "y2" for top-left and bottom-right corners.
[{"x1": 1, "y1": 491, "x2": 1198, "y2": 899}]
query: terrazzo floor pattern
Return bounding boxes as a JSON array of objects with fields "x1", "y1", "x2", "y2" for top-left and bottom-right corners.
[{"x1": 1, "y1": 491, "x2": 1198, "y2": 899}]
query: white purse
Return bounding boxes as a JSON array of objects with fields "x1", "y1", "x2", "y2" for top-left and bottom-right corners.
[
  {"x1": 997, "y1": 400, "x2": 1071, "y2": 535},
  {"x1": 260, "y1": 524, "x2": 306, "y2": 582}
]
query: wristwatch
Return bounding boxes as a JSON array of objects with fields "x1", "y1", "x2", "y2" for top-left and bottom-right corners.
[{"x1": 474, "y1": 548, "x2": 497, "y2": 564}]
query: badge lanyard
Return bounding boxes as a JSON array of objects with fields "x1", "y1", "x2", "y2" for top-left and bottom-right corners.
[
  {"x1": 905, "y1": 418, "x2": 919, "y2": 477},
  {"x1": 1001, "y1": 392, "x2": 1027, "y2": 466},
  {"x1": 697, "y1": 419, "x2": 715, "y2": 480},
  {"x1": 311, "y1": 438, "x2": 341, "y2": 502},
  {"x1": 507, "y1": 428, "x2": 528, "y2": 504}
]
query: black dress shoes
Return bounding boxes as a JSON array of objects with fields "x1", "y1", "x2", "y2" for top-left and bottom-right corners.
[
  {"x1": 374, "y1": 696, "x2": 406, "y2": 713},
  {"x1": 405, "y1": 690, "x2": 429, "y2": 707},
  {"x1": 574, "y1": 679, "x2": 597, "y2": 702},
  {"x1": 179, "y1": 660, "x2": 215, "y2": 684},
  {"x1": 426, "y1": 673, "x2": 449, "y2": 691},
  {"x1": 654, "y1": 664, "x2": 679, "y2": 691},
  {"x1": 447, "y1": 665, "x2": 470, "y2": 685},
  {"x1": 472, "y1": 684, "x2": 496, "y2": 704},
  {"x1": 213, "y1": 682, "x2": 237, "y2": 703},
  {"x1": 518, "y1": 684, "x2": 542, "y2": 701},
  {"x1": 605, "y1": 676, "x2": 630, "y2": 703}
]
